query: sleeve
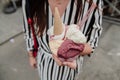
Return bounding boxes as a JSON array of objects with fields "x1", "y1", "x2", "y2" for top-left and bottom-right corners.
[
  {"x1": 87, "y1": 0, "x2": 103, "y2": 52},
  {"x1": 75, "y1": 0, "x2": 103, "y2": 74},
  {"x1": 22, "y1": 0, "x2": 34, "y2": 52}
]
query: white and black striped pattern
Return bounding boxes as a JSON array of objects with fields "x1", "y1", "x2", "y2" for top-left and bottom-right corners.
[
  {"x1": 37, "y1": 48, "x2": 77, "y2": 80},
  {"x1": 22, "y1": 0, "x2": 103, "y2": 80}
]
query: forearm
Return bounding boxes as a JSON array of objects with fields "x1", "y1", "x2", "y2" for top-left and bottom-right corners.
[
  {"x1": 80, "y1": 0, "x2": 103, "y2": 56},
  {"x1": 22, "y1": 0, "x2": 34, "y2": 52}
]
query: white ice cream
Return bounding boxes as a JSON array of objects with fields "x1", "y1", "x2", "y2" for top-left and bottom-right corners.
[
  {"x1": 66, "y1": 24, "x2": 87, "y2": 43},
  {"x1": 48, "y1": 24, "x2": 86, "y2": 43},
  {"x1": 48, "y1": 7, "x2": 86, "y2": 43}
]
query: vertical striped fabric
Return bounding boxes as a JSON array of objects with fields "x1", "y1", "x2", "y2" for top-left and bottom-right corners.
[{"x1": 22, "y1": 0, "x2": 103, "y2": 80}]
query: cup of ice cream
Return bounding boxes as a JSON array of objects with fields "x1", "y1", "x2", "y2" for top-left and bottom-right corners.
[{"x1": 48, "y1": 7, "x2": 86, "y2": 62}]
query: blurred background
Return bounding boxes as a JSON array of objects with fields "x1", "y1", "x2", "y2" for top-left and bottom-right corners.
[{"x1": 0, "y1": 0, "x2": 120, "y2": 80}]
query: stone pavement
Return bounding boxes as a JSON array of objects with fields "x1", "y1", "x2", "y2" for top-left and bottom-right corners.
[
  {"x1": 78, "y1": 23, "x2": 120, "y2": 80},
  {"x1": 0, "y1": 7, "x2": 120, "y2": 80},
  {"x1": 0, "y1": 7, "x2": 23, "y2": 45},
  {"x1": 0, "y1": 33, "x2": 39, "y2": 80}
]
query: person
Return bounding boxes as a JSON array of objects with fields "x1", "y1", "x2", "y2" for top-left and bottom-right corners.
[
  {"x1": 22, "y1": 0, "x2": 103, "y2": 80},
  {"x1": 3, "y1": 0, "x2": 21, "y2": 14}
]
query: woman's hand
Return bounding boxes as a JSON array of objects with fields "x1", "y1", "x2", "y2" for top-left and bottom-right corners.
[
  {"x1": 63, "y1": 60, "x2": 77, "y2": 69},
  {"x1": 28, "y1": 51, "x2": 37, "y2": 69},
  {"x1": 52, "y1": 54, "x2": 77, "y2": 69},
  {"x1": 80, "y1": 43, "x2": 92, "y2": 56},
  {"x1": 52, "y1": 54, "x2": 63, "y2": 66}
]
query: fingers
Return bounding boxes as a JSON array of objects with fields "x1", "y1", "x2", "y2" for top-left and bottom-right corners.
[
  {"x1": 52, "y1": 54, "x2": 63, "y2": 66},
  {"x1": 29, "y1": 57, "x2": 37, "y2": 69},
  {"x1": 63, "y1": 60, "x2": 77, "y2": 69},
  {"x1": 52, "y1": 54, "x2": 77, "y2": 69},
  {"x1": 33, "y1": 61, "x2": 37, "y2": 69}
]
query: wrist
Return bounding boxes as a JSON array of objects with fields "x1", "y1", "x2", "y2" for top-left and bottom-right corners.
[
  {"x1": 28, "y1": 50, "x2": 34, "y2": 57},
  {"x1": 81, "y1": 43, "x2": 92, "y2": 55}
]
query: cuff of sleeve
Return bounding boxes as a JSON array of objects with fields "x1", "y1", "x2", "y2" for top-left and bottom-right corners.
[
  {"x1": 25, "y1": 38, "x2": 34, "y2": 52},
  {"x1": 27, "y1": 48, "x2": 34, "y2": 52}
]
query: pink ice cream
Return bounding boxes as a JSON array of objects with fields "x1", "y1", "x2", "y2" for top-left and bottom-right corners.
[{"x1": 48, "y1": 7, "x2": 86, "y2": 62}]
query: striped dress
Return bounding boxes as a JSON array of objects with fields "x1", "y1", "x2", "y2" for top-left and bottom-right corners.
[{"x1": 22, "y1": 0, "x2": 103, "y2": 80}]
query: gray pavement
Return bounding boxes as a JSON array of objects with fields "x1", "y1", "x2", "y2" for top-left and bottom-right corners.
[
  {"x1": 0, "y1": 7, "x2": 23, "y2": 45},
  {"x1": 0, "y1": 34, "x2": 39, "y2": 80},
  {"x1": 0, "y1": 7, "x2": 120, "y2": 80},
  {"x1": 79, "y1": 23, "x2": 120, "y2": 80}
]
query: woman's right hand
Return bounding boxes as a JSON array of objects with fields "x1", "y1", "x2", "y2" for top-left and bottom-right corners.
[{"x1": 28, "y1": 51, "x2": 37, "y2": 69}]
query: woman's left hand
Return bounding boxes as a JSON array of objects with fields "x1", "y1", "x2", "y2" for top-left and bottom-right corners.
[
  {"x1": 52, "y1": 54, "x2": 63, "y2": 66},
  {"x1": 52, "y1": 54, "x2": 77, "y2": 69},
  {"x1": 63, "y1": 60, "x2": 77, "y2": 69}
]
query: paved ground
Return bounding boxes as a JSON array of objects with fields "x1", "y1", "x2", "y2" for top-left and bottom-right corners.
[
  {"x1": 0, "y1": 34, "x2": 39, "y2": 80},
  {"x1": 79, "y1": 23, "x2": 120, "y2": 80},
  {"x1": 0, "y1": 6, "x2": 23, "y2": 45},
  {"x1": 0, "y1": 7, "x2": 120, "y2": 80}
]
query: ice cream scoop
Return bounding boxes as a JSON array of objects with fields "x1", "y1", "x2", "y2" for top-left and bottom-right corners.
[
  {"x1": 57, "y1": 39, "x2": 85, "y2": 62},
  {"x1": 49, "y1": 39, "x2": 64, "y2": 55},
  {"x1": 66, "y1": 24, "x2": 87, "y2": 43},
  {"x1": 48, "y1": 7, "x2": 86, "y2": 62}
]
